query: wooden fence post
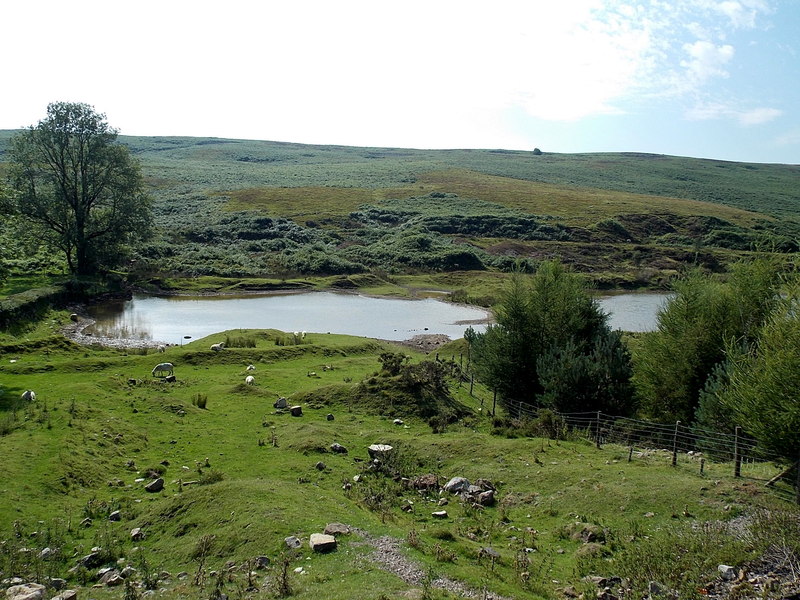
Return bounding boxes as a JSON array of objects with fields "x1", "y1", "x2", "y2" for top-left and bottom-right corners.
[
  {"x1": 671, "y1": 421, "x2": 681, "y2": 467},
  {"x1": 734, "y1": 426, "x2": 742, "y2": 478},
  {"x1": 595, "y1": 412, "x2": 601, "y2": 449},
  {"x1": 492, "y1": 390, "x2": 497, "y2": 417},
  {"x1": 628, "y1": 446, "x2": 633, "y2": 462},
  {"x1": 469, "y1": 374, "x2": 474, "y2": 397},
  {"x1": 700, "y1": 458, "x2": 705, "y2": 476}
]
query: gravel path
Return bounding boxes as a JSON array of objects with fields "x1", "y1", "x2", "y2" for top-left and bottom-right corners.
[{"x1": 351, "y1": 528, "x2": 511, "y2": 600}]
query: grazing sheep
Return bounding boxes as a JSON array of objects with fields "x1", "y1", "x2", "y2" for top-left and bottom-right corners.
[
  {"x1": 157, "y1": 345, "x2": 166, "y2": 353},
  {"x1": 245, "y1": 375, "x2": 255, "y2": 385},
  {"x1": 246, "y1": 364, "x2": 256, "y2": 371},
  {"x1": 152, "y1": 362, "x2": 174, "y2": 377},
  {"x1": 210, "y1": 342, "x2": 225, "y2": 352},
  {"x1": 21, "y1": 390, "x2": 36, "y2": 402},
  {"x1": 307, "y1": 371, "x2": 317, "y2": 377}
]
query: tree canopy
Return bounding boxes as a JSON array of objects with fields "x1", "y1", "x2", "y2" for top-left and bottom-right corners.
[
  {"x1": 8, "y1": 102, "x2": 152, "y2": 276},
  {"x1": 633, "y1": 259, "x2": 784, "y2": 424},
  {"x1": 467, "y1": 260, "x2": 634, "y2": 416}
]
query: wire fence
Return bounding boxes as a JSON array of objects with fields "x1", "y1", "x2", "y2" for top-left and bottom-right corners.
[{"x1": 445, "y1": 357, "x2": 799, "y2": 504}]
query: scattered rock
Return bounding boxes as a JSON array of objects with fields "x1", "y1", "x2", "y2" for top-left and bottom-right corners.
[
  {"x1": 367, "y1": 444, "x2": 393, "y2": 460},
  {"x1": 274, "y1": 397, "x2": 288, "y2": 409},
  {"x1": 99, "y1": 570, "x2": 124, "y2": 586},
  {"x1": 410, "y1": 473, "x2": 438, "y2": 491},
  {"x1": 290, "y1": 405, "x2": 303, "y2": 417},
  {"x1": 309, "y1": 533, "x2": 337, "y2": 553},
  {"x1": 314, "y1": 461, "x2": 326, "y2": 471},
  {"x1": 51, "y1": 591, "x2": 77, "y2": 600},
  {"x1": 443, "y1": 477, "x2": 470, "y2": 494},
  {"x1": 48, "y1": 578, "x2": 67, "y2": 590},
  {"x1": 164, "y1": 375, "x2": 176, "y2": 383},
  {"x1": 326, "y1": 413, "x2": 334, "y2": 421},
  {"x1": 323, "y1": 523, "x2": 351, "y2": 536},
  {"x1": 79, "y1": 517, "x2": 92, "y2": 528},
  {"x1": 718, "y1": 564, "x2": 737, "y2": 581},
  {"x1": 120, "y1": 566, "x2": 136, "y2": 578},
  {"x1": 78, "y1": 551, "x2": 103, "y2": 568},
  {"x1": 477, "y1": 490, "x2": 496, "y2": 506},
  {"x1": 432, "y1": 510, "x2": 448, "y2": 519},
  {"x1": 130, "y1": 528, "x2": 145, "y2": 541},
  {"x1": 330, "y1": 443, "x2": 348, "y2": 454},
  {"x1": 109, "y1": 510, "x2": 121, "y2": 522},
  {"x1": 145, "y1": 478, "x2": 164, "y2": 493},
  {"x1": 38, "y1": 547, "x2": 53, "y2": 560},
  {"x1": 393, "y1": 419, "x2": 404, "y2": 425},
  {"x1": 6, "y1": 583, "x2": 46, "y2": 600},
  {"x1": 254, "y1": 556, "x2": 270, "y2": 569},
  {"x1": 284, "y1": 536, "x2": 302, "y2": 549}
]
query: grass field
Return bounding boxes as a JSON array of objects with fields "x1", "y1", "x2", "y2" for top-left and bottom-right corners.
[{"x1": 1, "y1": 311, "x2": 797, "y2": 600}]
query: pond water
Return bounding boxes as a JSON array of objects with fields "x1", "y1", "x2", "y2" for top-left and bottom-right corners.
[
  {"x1": 84, "y1": 291, "x2": 671, "y2": 345},
  {"x1": 599, "y1": 292, "x2": 671, "y2": 333},
  {"x1": 84, "y1": 292, "x2": 492, "y2": 346}
]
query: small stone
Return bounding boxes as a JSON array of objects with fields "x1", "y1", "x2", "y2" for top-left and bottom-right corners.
[
  {"x1": 121, "y1": 566, "x2": 136, "y2": 578},
  {"x1": 644, "y1": 512, "x2": 655, "y2": 518},
  {"x1": 48, "y1": 579, "x2": 67, "y2": 591},
  {"x1": 130, "y1": 528, "x2": 145, "y2": 541},
  {"x1": 254, "y1": 556, "x2": 270, "y2": 569},
  {"x1": 145, "y1": 478, "x2": 164, "y2": 493},
  {"x1": 309, "y1": 533, "x2": 337, "y2": 553},
  {"x1": 330, "y1": 443, "x2": 348, "y2": 454},
  {"x1": 718, "y1": 564, "x2": 737, "y2": 581},
  {"x1": 315, "y1": 461, "x2": 326, "y2": 471},
  {"x1": 393, "y1": 419, "x2": 404, "y2": 425},
  {"x1": 284, "y1": 536, "x2": 302, "y2": 549},
  {"x1": 274, "y1": 397, "x2": 288, "y2": 409},
  {"x1": 290, "y1": 405, "x2": 303, "y2": 417},
  {"x1": 367, "y1": 444, "x2": 393, "y2": 459},
  {"x1": 432, "y1": 510, "x2": 448, "y2": 518},
  {"x1": 80, "y1": 517, "x2": 92, "y2": 528},
  {"x1": 326, "y1": 414, "x2": 334, "y2": 421},
  {"x1": 52, "y1": 591, "x2": 77, "y2": 600},
  {"x1": 109, "y1": 510, "x2": 121, "y2": 522}
]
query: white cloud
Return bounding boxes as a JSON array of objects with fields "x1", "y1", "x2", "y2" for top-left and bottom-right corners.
[
  {"x1": 686, "y1": 103, "x2": 782, "y2": 125},
  {"x1": 681, "y1": 40, "x2": 735, "y2": 82}
]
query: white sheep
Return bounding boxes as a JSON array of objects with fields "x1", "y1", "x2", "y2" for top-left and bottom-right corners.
[
  {"x1": 245, "y1": 375, "x2": 255, "y2": 385},
  {"x1": 246, "y1": 364, "x2": 256, "y2": 371},
  {"x1": 21, "y1": 390, "x2": 36, "y2": 402},
  {"x1": 152, "y1": 362, "x2": 174, "y2": 377},
  {"x1": 157, "y1": 344, "x2": 166, "y2": 353},
  {"x1": 210, "y1": 342, "x2": 225, "y2": 352}
]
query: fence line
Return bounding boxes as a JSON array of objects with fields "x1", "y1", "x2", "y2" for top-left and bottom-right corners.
[{"x1": 448, "y1": 360, "x2": 798, "y2": 503}]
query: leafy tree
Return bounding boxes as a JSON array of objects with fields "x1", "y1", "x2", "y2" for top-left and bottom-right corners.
[
  {"x1": 8, "y1": 102, "x2": 152, "y2": 276},
  {"x1": 634, "y1": 259, "x2": 783, "y2": 424},
  {"x1": 706, "y1": 284, "x2": 800, "y2": 465},
  {"x1": 467, "y1": 260, "x2": 634, "y2": 415}
]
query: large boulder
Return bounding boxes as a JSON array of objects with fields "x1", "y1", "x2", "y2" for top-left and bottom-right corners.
[
  {"x1": 6, "y1": 583, "x2": 46, "y2": 600},
  {"x1": 309, "y1": 533, "x2": 337, "y2": 553}
]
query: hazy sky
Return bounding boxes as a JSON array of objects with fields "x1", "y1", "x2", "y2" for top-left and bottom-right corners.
[{"x1": 2, "y1": 0, "x2": 798, "y2": 164}]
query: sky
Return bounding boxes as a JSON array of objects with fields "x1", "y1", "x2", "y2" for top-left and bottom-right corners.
[{"x1": 2, "y1": 0, "x2": 799, "y2": 164}]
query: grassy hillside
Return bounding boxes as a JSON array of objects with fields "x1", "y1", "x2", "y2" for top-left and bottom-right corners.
[
  {"x1": 1, "y1": 131, "x2": 798, "y2": 293},
  {"x1": 1, "y1": 313, "x2": 798, "y2": 600}
]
